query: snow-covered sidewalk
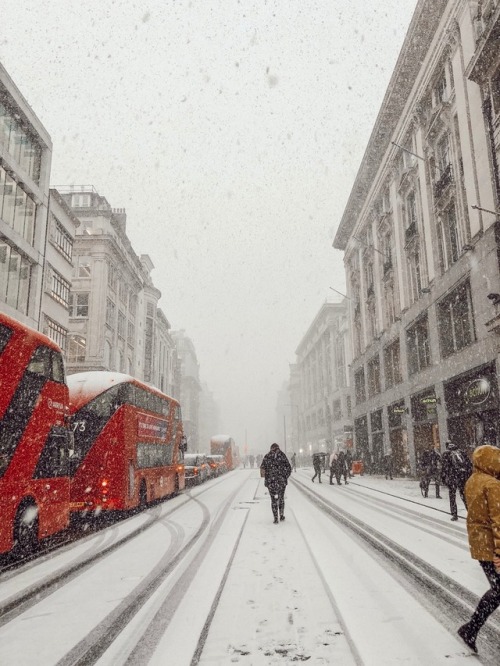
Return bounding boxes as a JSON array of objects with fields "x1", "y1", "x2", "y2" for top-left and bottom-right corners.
[{"x1": 296, "y1": 467, "x2": 467, "y2": 520}]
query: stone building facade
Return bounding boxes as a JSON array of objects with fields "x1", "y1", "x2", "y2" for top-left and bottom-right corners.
[
  {"x1": 0, "y1": 61, "x2": 52, "y2": 329},
  {"x1": 59, "y1": 186, "x2": 177, "y2": 394},
  {"x1": 40, "y1": 189, "x2": 79, "y2": 351},
  {"x1": 333, "y1": 0, "x2": 500, "y2": 475},
  {"x1": 291, "y1": 302, "x2": 351, "y2": 459}
]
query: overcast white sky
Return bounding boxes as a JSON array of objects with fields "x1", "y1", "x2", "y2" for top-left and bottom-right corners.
[{"x1": 1, "y1": 0, "x2": 418, "y2": 449}]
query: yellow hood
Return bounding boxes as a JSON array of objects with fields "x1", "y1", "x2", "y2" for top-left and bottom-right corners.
[{"x1": 472, "y1": 445, "x2": 500, "y2": 479}]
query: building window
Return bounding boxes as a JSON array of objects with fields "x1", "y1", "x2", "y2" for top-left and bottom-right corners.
[
  {"x1": 354, "y1": 367, "x2": 366, "y2": 404},
  {"x1": 438, "y1": 203, "x2": 459, "y2": 270},
  {"x1": 408, "y1": 248, "x2": 422, "y2": 304},
  {"x1": 77, "y1": 256, "x2": 91, "y2": 278},
  {"x1": 435, "y1": 73, "x2": 448, "y2": 105},
  {"x1": 438, "y1": 280, "x2": 475, "y2": 358},
  {"x1": 71, "y1": 193, "x2": 91, "y2": 207},
  {"x1": 332, "y1": 399, "x2": 342, "y2": 421},
  {"x1": 406, "y1": 314, "x2": 431, "y2": 375},
  {"x1": 119, "y1": 281, "x2": 128, "y2": 304},
  {"x1": 68, "y1": 335, "x2": 86, "y2": 363},
  {"x1": 404, "y1": 191, "x2": 418, "y2": 240},
  {"x1": 70, "y1": 292, "x2": 89, "y2": 318},
  {"x1": 45, "y1": 317, "x2": 68, "y2": 352},
  {"x1": 367, "y1": 299, "x2": 377, "y2": 341},
  {"x1": 52, "y1": 216, "x2": 73, "y2": 262},
  {"x1": 346, "y1": 395, "x2": 352, "y2": 418},
  {"x1": 384, "y1": 339, "x2": 402, "y2": 389},
  {"x1": 384, "y1": 282, "x2": 397, "y2": 328},
  {"x1": 117, "y1": 311, "x2": 126, "y2": 339},
  {"x1": 0, "y1": 240, "x2": 31, "y2": 314},
  {"x1": 127, "y1": 321, "x2": 135, "y2": 345},
  {"x1": 0, "y1": 101, "x2": 42, "y2": 183},
  {"x1": 0, "y1": 165, "x2": 37, "y2": 245},
  {"x1": 367, "y1": 354, "x2": 381, "y2": 397},
  {"x1": 129, "y1": 293, "x2": 137, "y2": 316},
  {"x1": 106, "y1": 298, "x2": 116, "y2": 327},
  {"x1": 108, "y1": 263, "x2": 117, "y2": 291},
  {"x1": 335, "y1": 341, "x2": 346, "y2": 388},
  {"x1": 50, "y1": 269, "x2": 71, "y2": 307}
]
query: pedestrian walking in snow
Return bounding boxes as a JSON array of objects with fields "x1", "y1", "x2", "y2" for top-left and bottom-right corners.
[
  {"x1": 457, "y1": 445, "x2": 500, "y2": 654},
  {"x1": 345, "y1": 449, "x2": 353, "y2": 478},
  {"x1": 331, "y1": 450, "x2": 348, "y2": 485},
  {"x1": 441, "y1": 440, "x2": 472, "y2": 520},
  {"x1": 311, "y1": 452, "x2": 322, "y2": 483},
  {"x1": 419, "y1": 445, "x2": 442, "y2": 498},
  {"x1": 290, "y1": 452, "x2": 297, "y2": 472},
  {"x1": 329, "y1": 451, "x2": 337, "y2": 485},
  {"x1": 260, "y1": 443, "x2": 292, "y2": 523},
  {"x1": 339, "y1": 450, "x2": 349, "y2": 484}
]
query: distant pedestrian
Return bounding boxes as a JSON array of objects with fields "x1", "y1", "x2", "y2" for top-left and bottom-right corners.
[
  {"x1": 419, "y1": 445, "x2": 442, "y2": 498},
  {"x1": 345, "y1": 449, "x2": 353, "y2": 478},
  {"x1": 441, "y1": 440, "x2": 472, "y2": 521},
  {"x1": 312, "y1": 453, "x2": 322, "y2": 483},
  {"x1": 249, "y1": 454, "x2": 255, "y2": 468},
  {"x1": 329, "y1": 451, "x2": 337, "y2": 485},
  {"x1": 260, "y1": 443, "x2": 292, "y2": 524},
  {"x1": 331, "y1": 450, "x2": 348, "y2": 485},
  {"x1": 290, "y1": 452, "x2": 297, "y2": 472},
  {"x1": 457, "y1": 445, "x2": 500, "y2": 653},
  {"x1": 383, "y1": 452, "x2": 393, "y2": 480}
]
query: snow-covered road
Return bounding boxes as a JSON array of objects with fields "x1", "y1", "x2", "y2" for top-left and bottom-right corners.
[{"x1": 0, "y1": 468, "x2": 498, "y2": 665}]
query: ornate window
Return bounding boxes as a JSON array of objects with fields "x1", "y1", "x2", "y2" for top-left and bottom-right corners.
[
  {"x1": 406, "y1": 314, "x2": 431, "y2": 375},
  {"x1": 437, "y1": 280, "x2": 475, "y2": 358}
]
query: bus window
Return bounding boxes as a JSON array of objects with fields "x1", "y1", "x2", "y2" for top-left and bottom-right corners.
[
  {"x1": 27, "y1": 345, "x2": 52, "y2": 378},
  {"x1": 34, "y1": 426, "x2": 71, "y2": 478},
  {"x1": 0, "y1": 373, "x2": 45, "y2": 477},
  {"x1": 0, "y1": 322, "x2": 13, "y2": 354},
  {"x1": 50, "y1": 351, "x2": 66, "y2": 384}
]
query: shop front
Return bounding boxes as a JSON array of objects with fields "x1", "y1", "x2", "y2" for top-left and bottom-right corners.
[
  {"x1": 444, "y1": 362, "x2": 499, "y2": 452},
  {"x1": 410, "y1": 387, "x2": 440, "y2": 467},
  {"x1": 370, "y1": 409, "x2": 384, "y2": 473},
  {"x1": 354, "y1": 414, "x2": 369, "y2": 467},
  {"x1": 388, "y1": 400, "x2": 409, "y2": 475}
]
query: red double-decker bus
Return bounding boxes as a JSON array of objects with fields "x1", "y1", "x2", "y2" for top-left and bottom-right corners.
[
  {"x1": 210, "y1": 434, "x2": 240, "y2": 471},
  {"x1": 67, "y1": 372, "x2": 185, "y2": 514},
  {"x1": 0, "y1": 313, "x2": 72, "y2": 554}
]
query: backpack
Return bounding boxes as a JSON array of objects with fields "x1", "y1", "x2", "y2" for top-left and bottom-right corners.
[{"x1": 450, "y1": 450, "x2": 471, "y2": 476}]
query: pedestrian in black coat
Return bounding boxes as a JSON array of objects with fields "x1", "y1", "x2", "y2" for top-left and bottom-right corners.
[
  {"x1": 419, "y1": 446, "x2": 442, "y2": 498},
  {"x1": 441, "y1": 440, "x2": 472, "y2": 520},
  {"x1": 260, "y1": 443, "x2": 292, "y2": 523},
  {"x1": 345, "y1": 449, "x2": 353, "y2": 478},
  {"x1": 311, "y1": 453, "x2": 322, "y2": 483}
]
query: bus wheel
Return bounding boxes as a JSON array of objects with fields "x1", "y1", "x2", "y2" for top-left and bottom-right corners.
[
  {"x1": 139, "y1": 481, "x2": 148, "y2": 509},
  {"x1": 14, "y1": 501, "x2": 39, "y2": 554}
]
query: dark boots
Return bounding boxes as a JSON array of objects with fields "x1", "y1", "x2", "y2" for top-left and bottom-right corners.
[{"x1": 457, "y1": 624, "x2": 478, "y2": 653}]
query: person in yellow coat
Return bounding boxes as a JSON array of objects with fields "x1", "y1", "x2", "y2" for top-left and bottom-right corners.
[{"x1": 458, "y1": 444, "x2": 500, "y2": 653}]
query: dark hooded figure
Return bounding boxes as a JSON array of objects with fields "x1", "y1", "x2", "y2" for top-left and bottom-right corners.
[
  {"x1": 311, "y1": 452, "x2": 323, "y2": 483},
  {"x1": 458, "y1": 445, "x2": 500, "y2": 654},
  {"x1": 260, "y1": 443, "x2": 292, "y2": 524},
  {"x1": 441, "y1": 440, "x2": 472, "y2": 520}
]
